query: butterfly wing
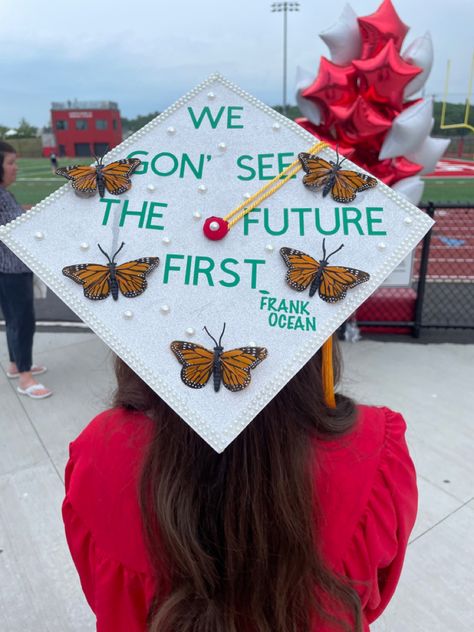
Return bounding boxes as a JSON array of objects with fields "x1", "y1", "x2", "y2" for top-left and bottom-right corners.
[
  {"x1": 170, "y1": 341, "x2": 214, "y2": 389},
  {"x1": 220, "y1": 347, "x2": 268, "y2": 392},
  {"x1": 318, "y1": 265, "x2": 370, "y2": 303},
  {"x1": 101, "y1": 158, "x2": 141, "y2": 195},
  {"x1": 56, "y1": 165, "x2": 98, "y2": 194},
  {"x1": 298, "y1": 153, "x2": 333, "y2": 190},
  {"x1": 280, "y1": 247, "x2": 320, "y2": 292},
  {"x1": 114, "y1": 257, "x2": 160, "y2": 298},
  {"x1": 330, "y1": 170, "x2": 378, "y2": 203},
  {"x1": 62, "y1": 263, "x2": 111, "y2": 300}
]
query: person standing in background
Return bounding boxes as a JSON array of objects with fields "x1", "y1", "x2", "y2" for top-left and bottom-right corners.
[
  {"x1": 50, "y1": 152, "x2": 58, "y2": 174},
  {"x1": 0, "y1": 141, "x2": 52, "y2": 399}
]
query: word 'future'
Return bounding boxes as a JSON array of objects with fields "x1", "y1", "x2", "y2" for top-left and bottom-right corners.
[{"x1": 99, "y1": 198, "x2": 386, "y2": 237}]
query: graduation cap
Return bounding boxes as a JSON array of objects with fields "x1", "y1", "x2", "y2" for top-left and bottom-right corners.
[{"x1": 0, "y1": 74, "x2": 433, "y2": 452}]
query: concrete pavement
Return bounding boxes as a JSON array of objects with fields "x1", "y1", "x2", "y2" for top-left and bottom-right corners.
[{"x1": 0, "y1": 332, "x2": 473, "y2": 631}]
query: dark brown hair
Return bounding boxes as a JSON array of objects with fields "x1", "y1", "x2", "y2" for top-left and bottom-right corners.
[
  {"x1": 0, "y1": 141, "x2": 16, "y2": 184},
  {"x1": 114, "y1": 339, "x2": 362, "y2": 632}
]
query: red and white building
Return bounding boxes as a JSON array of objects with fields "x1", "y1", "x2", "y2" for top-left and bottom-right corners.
[{"x1": 50, "y1": 100, "x2": 122, "y2": 157}]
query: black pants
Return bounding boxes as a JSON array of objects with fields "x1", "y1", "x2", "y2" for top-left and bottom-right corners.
[{"x1": 0, "y1": 272, "x2": 35, "y2": 372}]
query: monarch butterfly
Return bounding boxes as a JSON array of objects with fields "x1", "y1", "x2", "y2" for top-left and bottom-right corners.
[
  {"x1": 171, "y1": 323, "x2": 267, "y2": 392},
  {"x1": 56, "y1": 156, "x2": 141, "y2": 198},
  {"x1": 280, "y1": 239, "x2": 370, "y2": 302},
  {"x1": 298, "y1": 151, "x2": 377, "y2": 203},
  {"x1": 62, "y1": 242, "x2": 159, "y2": 301}
]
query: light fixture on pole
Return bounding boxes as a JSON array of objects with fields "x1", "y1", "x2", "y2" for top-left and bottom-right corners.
[{"x1": 271, "y1": 2, "x2": 300, "y2": 116}]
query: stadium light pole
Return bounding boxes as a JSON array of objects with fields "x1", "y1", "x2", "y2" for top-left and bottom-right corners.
[{"x1": 271, "y1": 2, "x2": 300, "y2": 116}]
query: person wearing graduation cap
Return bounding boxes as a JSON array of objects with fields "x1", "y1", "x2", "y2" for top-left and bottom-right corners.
[
  {"x1": 0, "y1": 77, "x2": 428, "y2": 631},
  {"x1": 63, "y1": 340, "x2": 417, "y2": 632}
]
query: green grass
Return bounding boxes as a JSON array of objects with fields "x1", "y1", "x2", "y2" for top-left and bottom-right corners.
[
  {"x1": 9, "y1": 158, "x2": 474, "y2": 207},
  {"x1": 11, "y1": 157, "x2": 91, "y2": 206},
  {"x1": 421, "y1": 178, "x2": 474, "y2": 205}
]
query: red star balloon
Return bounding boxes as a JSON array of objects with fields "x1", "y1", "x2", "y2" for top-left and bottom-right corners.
[
  {"x1": 353, "y1": 40, "x2": 421, "y2": 110},
  {"x1": 302, "y1": 57, "x2": 358, "y2": 124},
  {"x1": 294, "y1": 118, "x2": 356, "y2": 159},
  {"x1": 375, "y1": 98, "x2": 422, "y2": 122},
  {"x1": 366, "y1": 159, "x2": 398, "y2": 185},
  {"x1": 392, "y1": 156, "x2": 423, "y2": 180},
  {"x1": 355, "y1": 139, "x2": 387, "y2": 165},
  {"x1": 295, "y1": 0, "x2": 435, "y2": 199},
  {"x1": 365, "y1": 156, "x2": 423, "y2": 186},
  {"x1": 358, "y1": 0, "x2": 409, "y2": 59},
  {"x1": 332, "y1": 96, "x2": 393, "y2": 141}
]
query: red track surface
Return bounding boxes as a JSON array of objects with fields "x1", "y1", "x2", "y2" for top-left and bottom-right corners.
[{"x1": 425, "y1": 159, "x2": 474, "y2": 178}]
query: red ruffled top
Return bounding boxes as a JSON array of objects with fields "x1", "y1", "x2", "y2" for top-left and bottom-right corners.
[{"x1": 62, "y1": 405, "x2": 417, "y2": 631}]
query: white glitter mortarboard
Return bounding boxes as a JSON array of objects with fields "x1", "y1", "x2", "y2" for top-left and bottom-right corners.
[{"x1": 0, "y1": 75, "x2": 433, "y2": 452}]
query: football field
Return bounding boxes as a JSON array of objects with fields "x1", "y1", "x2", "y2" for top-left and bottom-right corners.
[{"x1": 12, "y1": 157, "x2": 91, "y2": 206}]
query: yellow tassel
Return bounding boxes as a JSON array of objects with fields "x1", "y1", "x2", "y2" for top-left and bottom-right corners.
[{"x1": 322, "y1": 337, "x2": 336, "y2": 408}]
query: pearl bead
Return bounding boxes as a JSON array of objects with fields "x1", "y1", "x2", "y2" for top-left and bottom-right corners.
[
  {"x1": 167, "y1": 126, "x2": 176, "y2": 135},
  {"x1": 186, "y1": 327, "x2": 195, "y2": 336},
  {"x1": 377, "y1": 242, "x2": 387, "y2": 251},
  {"x1": 404, "y1": 216, "x2": 413, "y2": 225},
  {"x1": 265, "y1": 244, "x2": 274, "y2": 253},
  {"x1": 248, "y1": 340, "x2": 257, "y2": 347},
  {"x1": 218, "y1": 142, "x2": 227, "y2": 151},
  {"x1": 147, "y1": 184, "x2": 156, "y2": 191},
  {"x1": 34, "y1": 231, "x2": 44, "y2": 240},
  {"x1": 207, "y1": 92, "x2": 216, "y2": 100},
  {"x1": 197, "y1": 184, "x2": 207, "y2": 193},
  {"x1": 209, "y1": 221, "x2": 220, "y2": 231},
  {"x1": 162, "y1": 236, "x2": 171, "y2": 245},
  {"x1": 272, "y1": 122, "x2": 281, "y2": 130},
  {"x1": 243, "y1": 193, "x2": 251, "y2": 199},
  {"x1": 123, "y1": 310, "x2": 134, "y2": 320},
  {"x1": 80, "y1": 242, "x2": 90, "y2": 251},
  {"x1": 160, "y1": 304, "x2": 170, "y2": 314},
  {"x1": 193, "y1": 211, "x2": 202, "y2": 220}
]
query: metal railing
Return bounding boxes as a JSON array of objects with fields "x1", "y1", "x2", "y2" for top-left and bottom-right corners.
[{"x1": 51, "y1": 101, "x2": 119, "y2": 111}]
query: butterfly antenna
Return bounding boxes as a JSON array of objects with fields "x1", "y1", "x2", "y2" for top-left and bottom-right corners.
[
  {"x1": 335, "y1": 145, "x2": 346, "y2": 167},
  {"x1": 326, "y1": 243, "x2": 345, "y2": 261},
  {"x1": 203, "y1": 326, "x2": 219, "y2": 347},
  {"x1": 97, "y1": 243, "x2": 112, "y2": 264},
  {"x1": 218, "y1": 322, "x2": 226, "y2": 346},
  {"x1": 322, "y1": 238, "x2": 327, "y2": 260},
  {"x1": 111, "y1": 241, "x2": 125, "y2": 262}
]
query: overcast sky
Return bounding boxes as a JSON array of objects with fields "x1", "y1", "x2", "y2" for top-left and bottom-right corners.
[{"x1": 0, "y1": 0, "x2": 472, "y2": 128}]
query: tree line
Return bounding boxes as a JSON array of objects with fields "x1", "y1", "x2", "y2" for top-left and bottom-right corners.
[{"x1": 1, "y1": 102, "x2": 472, "y2": 139}]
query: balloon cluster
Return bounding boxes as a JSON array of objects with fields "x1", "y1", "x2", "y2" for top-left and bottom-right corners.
[{"x1": 296, "y1": 0, "x2": 449, "y2": 204}]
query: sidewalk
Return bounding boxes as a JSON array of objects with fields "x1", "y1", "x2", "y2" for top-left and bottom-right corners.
[{"x1": 0, "y1": 332, "x2": 473, "y2": 631}]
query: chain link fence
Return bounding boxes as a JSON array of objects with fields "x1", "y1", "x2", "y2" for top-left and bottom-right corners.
[{"x1": 355, "y1": 203, "x2": 474, "y2": 337}]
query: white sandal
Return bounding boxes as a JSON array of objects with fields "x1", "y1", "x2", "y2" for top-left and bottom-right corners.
[
  {"x1": 17, "y1": 383, "x2": 53, "y2": 400},
  {"x1": 7, "y1": 365, "x2": 47, "y2": 379}
]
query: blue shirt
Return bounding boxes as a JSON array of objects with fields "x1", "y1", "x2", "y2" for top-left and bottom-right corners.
[{"x1": 0, "y1": 186, "x2": 31, "y2": 273}]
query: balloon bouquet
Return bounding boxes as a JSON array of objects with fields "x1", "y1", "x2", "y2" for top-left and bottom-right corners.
[{"x1": 296, "y1": 0, "x2": 449, "y2": 205}]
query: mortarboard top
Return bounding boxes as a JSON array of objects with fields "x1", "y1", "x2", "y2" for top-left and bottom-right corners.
[{"x1": 0, "y1": 74, "x2": 433, "y2": 452}]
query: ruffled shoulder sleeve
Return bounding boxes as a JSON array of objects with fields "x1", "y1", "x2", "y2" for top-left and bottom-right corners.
[
  {"x1": 62, "y1": 408, "x2": 157, "y2": 632},
  {"x1": 340, "y1": 407, "x2": 418, "y2": 622}
]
